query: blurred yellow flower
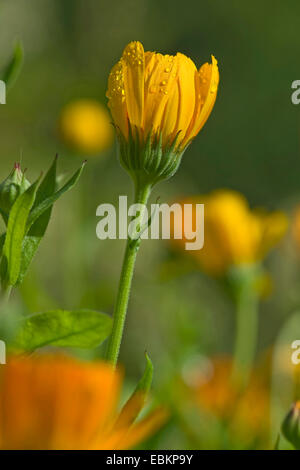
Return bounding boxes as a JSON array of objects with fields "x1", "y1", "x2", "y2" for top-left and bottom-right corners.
[
  {"x1": 0, "y1": 355, "x2": 166, "y2": 450},
  {"x1": 106, "y1": 41, "x2": 219, "y2": 151},
  {"x1": 172, "y1": 189, "x2": 288, "y2": 276},
  {"x1": 193, "y1": 357, "x2": 270, "y2": 446},
  {"x1": 59, "y1": 99, "x2": 113, "y2": 154}
]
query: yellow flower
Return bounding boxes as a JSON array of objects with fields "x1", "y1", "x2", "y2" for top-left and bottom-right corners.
[
  {"x1": 0, "y1": 355, "x2": 166, "y2": 450},
  {"x1": 172, "y1": 189, "x2": 288, "y2": 276},
  {"x1": 59, "y1": 99, "x2": 114, "y2": 155},
  {"x1": 106, "y1": 41, "x2": 219, "y2": 185}
]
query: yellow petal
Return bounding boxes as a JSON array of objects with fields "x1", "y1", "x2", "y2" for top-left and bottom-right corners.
[
  {"x1": 175, "y1": 53, "x2": 197, "y2": 141},
  {"x1": 143, "y1": 52, "x2": 179, "y2": 139},
  {"x1": 106, "y1": 60, "x2": 128, "y2": 137},
  {"x1": 122, "y1": 41, "x2": 145, "y2": 128},
  {"x1": 184, "y1": 55, "x2": 219, "y2": 145},
  {"x1": 159, "y1": 71, "x2": 180, "y2": 142}
]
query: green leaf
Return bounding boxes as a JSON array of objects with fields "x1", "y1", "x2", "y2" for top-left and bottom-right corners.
[
  {"x1": 1, "y1": 42, "x2": 23, "y2": 90},
  {"x1": 117, "y1": 353, "x2": 154, "y2": 425},
  {"x1": 17, "y1": 236, "x2": 41, "y2": 285},
  {"x1": 26, "y1": 162, "x2": 86, "y2": 231},
  {"x1": 0, "y1": 209, "x2": 8, "y2": 225},
  {"x1": 12, "y1": 309, "x2": 112, "y2": 351},
  {"x1": 134, "y1": 352, "x2": 153, "y2": 395},
  {"x1": 31, "y1": 154, "x2": 58, "y2": 235},
  {"x1": 17, "y1": 156, "x2": 58, "y2": 284},
  {"x1": 0, "y1": 177, "x2": 40, "y2": 287}
]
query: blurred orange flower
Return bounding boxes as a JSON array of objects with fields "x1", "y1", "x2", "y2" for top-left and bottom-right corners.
[
  {"x1": 172, "y1": 189, "x2": 288, "y2": 276},
  {"x1": 59, "y1": 99, "x2": 113, "y2": 155},
  {"x1": 192, "y1": 357, "x2": 270, "y2": 446},
  {"x1": 0, "y1": 355, "x2": 166, "y2": 450}
]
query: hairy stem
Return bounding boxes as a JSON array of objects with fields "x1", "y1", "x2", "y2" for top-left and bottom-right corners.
[{"x1": 106, "y1": 182, "x2": 152, "y2": 367}]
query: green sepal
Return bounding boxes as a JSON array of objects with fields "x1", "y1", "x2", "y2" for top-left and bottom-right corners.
[{"x1": 116, "y1": 124, "x2": 184, "y2": 188}]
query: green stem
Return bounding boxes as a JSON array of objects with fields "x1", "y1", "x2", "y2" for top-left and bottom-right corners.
[
  {"x1": 106, "y1": 182, "x2": 152, "y2": 367},
  {"x1": 232, "y1": 281, "x2": 258, "y2": 387}
]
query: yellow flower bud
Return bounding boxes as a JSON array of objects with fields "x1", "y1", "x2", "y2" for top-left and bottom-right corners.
[
  {"x1": 59, "y1": 99, "x2": 114, "y2": 155},
  {"x1": 106, "y1": 41, "x2": 219, "y2": 185}
]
